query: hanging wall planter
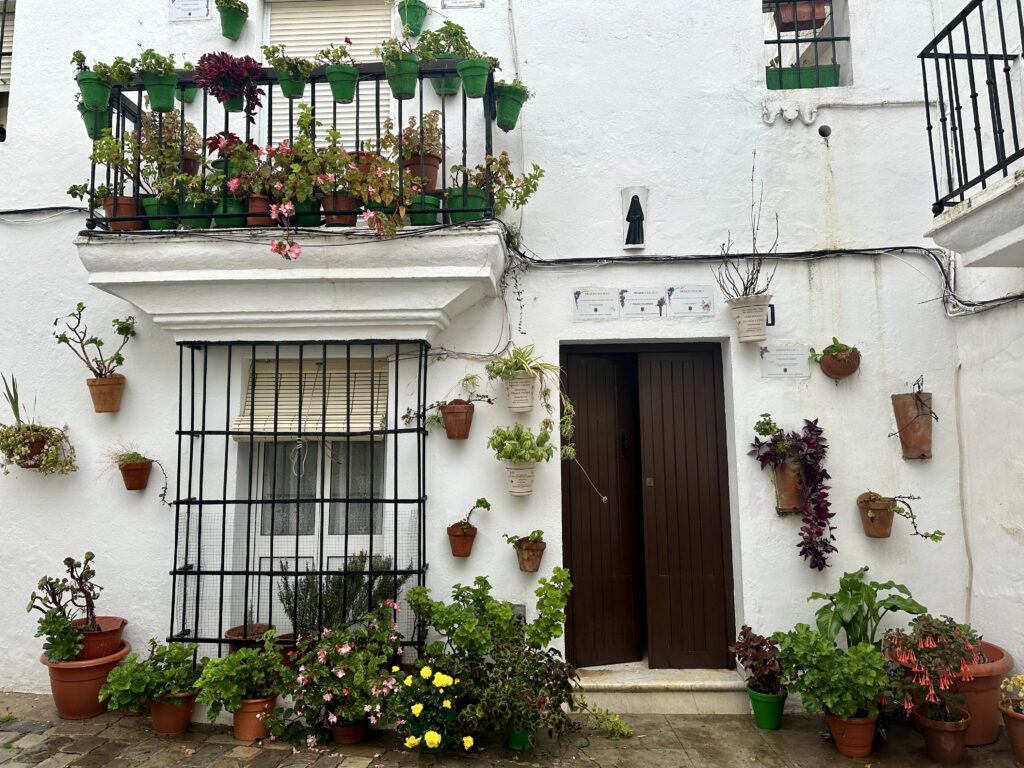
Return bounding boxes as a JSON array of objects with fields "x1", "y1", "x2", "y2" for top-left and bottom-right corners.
[
  {"x1": 55, "y1": 304, "x2": 137, "y2": 413},
  {"x1": 507, "y1": 531, "x2": 546, "y2": 572},
  {"x1": 439, "y1": 399, "x2": 474, "y2": 439},
  {"x1": 140, "y1": 71, "x2": 178, "y2": 113},
  {"x1": 891, "y1": 384, "x2": 936, "y2": 459},
  {"x1": 726, "y1": 294, "x2": 772, "y2": 343},
  {"x1": 429, "y1": 54, "x2": 462, "y2": 96},
  {"x1": 77, "y1": 103, "x2": 112, "y2": 140},
  {"x1": 216, "y1": 0, "x2": 249, "y2": 41},
  {"x1": 383, "y1": 52, "x2": 420, "y2": 100},
  {"x1": 810, "y1": 338, "x2": 860, "y2": 381},
  {"x1": 397, "y1": 0, "x2": 429, "y2": 36},
  {"x1": 262, "y1": 45, "x2": 313, "y2": 101},
  {"x1": 774, "y1": 0, "x2": 828, "y2": 32},
  {"x1": 493, "y1": 79, "x2": 530, "y2": 132},
  {"x1": 773, "y1": 449, "x2": 805, "y2": 514},
  {"x1": 324, "y1": 64, "x2": 359, "y2": 103},
  {"x1": 457, "y1": 58, "x2": 491, "y2": 98},
  {"x1": 856, "y1": 492, "x2": 894, "y2": 538},
  {"x1": 503, "y1": 370, "x2": 536, "y2": 412},
  {"x1": 446, "y1": 498, "x2": 487, "y2": 557},
  {"x1": 502, "y1": 459, "x2": 536, "y2": 496}
]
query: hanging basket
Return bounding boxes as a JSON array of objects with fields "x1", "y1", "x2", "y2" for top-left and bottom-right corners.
[
  {"x1": 119, "y1": 461, "x2": 153, "y2": 491},
  {"x1": 276, "y1": 68, "x2": 307, "y2": 100},
  {"x1": 726, "y1": 294, "x2": 772, "y2": 343},
  {"x1": 439, "y1": 400, "x2": 474, "y2": 439},
  {"x1": 446, "y1": 523, "x2": 477, "y2": 557},
  {"x1": 513, "y1": 539, "x2": 546, "y2": 572},
  {"x1": 502, "y1": 459, "x2": 536, "y2": 496},
  {"x1": 77, "y1": 103, "x2": 112, "y2": 140},
  {"x1": 891, "y1": 392, "x2": 934, "y2": 459},
  {"x1": 397, "y1": 0, "x2": 428, "y2": 36},
  {"x1": 429, "y1": 54, "x2": 462, "y2": 96},
  {"x1": 819, "y1": 350, "x2": 860, "y2": 380},
  {"x1": 493, "y1": 84, "x2": 528, "y2": 132},
  {"x1": 772, "y1": 450, "x2": 804, "y2": 514}
]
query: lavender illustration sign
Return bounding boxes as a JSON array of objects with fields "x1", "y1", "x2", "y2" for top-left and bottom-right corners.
[
  {"x1": 572, "y1": 288, "x2": 619, "y2": 320},
  {"x1": 619, "y1": 287, "x2": 667, "y2": 317},
  {"x1": 665, "y1": 285, "x2": 714, "y2": 316}
]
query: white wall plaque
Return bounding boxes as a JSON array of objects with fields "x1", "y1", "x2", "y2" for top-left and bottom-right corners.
[
  {"x1": 442, "y1": 0, "x2": 485, "y2": 7},
  {"x1": 572, "y1": 288, "x2": 619, "y2": 320},
  {"x1": 666, "y1": 285, "x2": 714, "y2": 316},
  {"x1": 169, "y1": 0, "x2": 211, "y2": 20},
  {"x1": 759, "y1": 345, "x2": 811, "y2": 378},
  {"x1": 619, "y1": 287, "x2": 667, "y2": 318}
]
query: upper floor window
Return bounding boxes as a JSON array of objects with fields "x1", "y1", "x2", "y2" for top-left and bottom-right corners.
[
  {"x1": 763, "y1": 0, "x2": 852, "y2": 90},
  {"x1": 0, "y1": 0, "x2": 14, "y2": 140}
]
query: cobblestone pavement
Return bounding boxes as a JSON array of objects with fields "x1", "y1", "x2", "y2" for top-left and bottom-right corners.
[{"x1": 0, "y1": 692, "x2": 1018, "y2": 767}]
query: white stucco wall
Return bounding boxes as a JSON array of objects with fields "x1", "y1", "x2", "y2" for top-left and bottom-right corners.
[{"x1": 0, "y1": 0, "x2": 1020, "y2": 697}]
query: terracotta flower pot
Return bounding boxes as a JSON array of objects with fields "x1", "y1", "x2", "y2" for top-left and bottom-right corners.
[
  {"x1": 856, "y1": 492, "x2": 894, "y2": 538},
  {"x1": 773, "y1": 450, "x2": 805, "y2": 514},
  {"x1": 440, "y1": 400, "x2": 474, "y2": 439},
  {"x1": 119, "y1": 461, "x2": 153, "y2": 491},
  {"x1": 514, "y1": 539, "x2": 546, "y2": 573},
  {"x1": 447, "y1": 523, "x2": 477, "y2": 557},
  {"x1": 892, "y1": 392, "x2": 934, "y2": 459},
  {"x1": 403, "y1": 153, "x2": 441, "y2": 191},
  {"x1": 233, "y1": 695, "x2": 277, "y2": 741},
  {"x1": 819, "y1": 351, "x2": 860, "y2": 380},
  {"x1": 999, "y1": 699, "x2": 1024, "y2": 766},
  {"x1": 102, "y1": 196, "x2": 143, "y2": 232},
  {"x1": 73, "y1": 616, "x2": 128, "y2": 661},
  {"x1": 14, "y1": 432, "x2": 47, "y2": 468},
  {"x1": 149, "y1": 691, "x2": 198, "y2": 735},
  {"x1": 225, "y1": 623, "x2": 274, "y2": 654},
  {"x1": 957, "y1": 641, "x2": 1013, "y2": 745},
  {"x1": 41, "y1": 641, "x2": 132, "y2": 720},
  {"x1": 323, "y1": 193, "x2": 359, "y2": 226},
  {"x1": 246, "y1": 194, "x2": 276, "y2": 227},
  {"x1": 330, "y1": 720, "x2": 368, "y2": 744},
  {"x1": 914, "y1": 709, "x2": 970, "y2": 764},
  {"x1": 825, "y1": 711, "x2": 876, "y2": 758},
  {"x1": 775, "y1": 0, "x2": 828, "y2": 32},
  {"x1": 86, "y1": 373, "x2": 126, "y2": 413}
]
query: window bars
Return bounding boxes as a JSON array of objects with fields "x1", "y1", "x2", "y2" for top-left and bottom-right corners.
[
  {"x1": 169, "y1": 340, "x2": 428, "y2": 659},
  {"x1": 920, "y1": 0, "x2": 1024, "y2": 215},
  {"x1": 763, "y1": 0, "x2": 850, "y2": 90}
]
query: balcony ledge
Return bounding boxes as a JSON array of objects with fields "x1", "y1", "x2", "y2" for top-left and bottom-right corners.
[
  {"x1": 75, "y1": 222, "x2": 507, "y2": 341},
  {"x1": 926, "y1": 168, "x2": 1024, "y2": 268}
]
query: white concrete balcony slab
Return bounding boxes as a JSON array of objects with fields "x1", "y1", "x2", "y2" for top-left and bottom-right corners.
[{"x1": 75, "y1": 222, "x2": 506, "y2": 341}]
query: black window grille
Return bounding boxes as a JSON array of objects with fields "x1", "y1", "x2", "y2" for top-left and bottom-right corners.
[
  {"x1": 169, "y1": 340, "x2": 428, "y2": 658},
  {"x1": 0, "y1": 0, "x2": 13, "y2": 141},
  {"x1": 763, "y1": 0, "x2": 851, "y2": 90}
]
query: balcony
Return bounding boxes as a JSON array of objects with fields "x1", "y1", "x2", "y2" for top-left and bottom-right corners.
[{"x1": 920, "y1": 0, "x2": 1024, "y2": 267}]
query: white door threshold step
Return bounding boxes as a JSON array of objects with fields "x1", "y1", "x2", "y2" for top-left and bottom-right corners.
[{"x1": 577, "y1": 665, "x2": 750, "y2": 715}]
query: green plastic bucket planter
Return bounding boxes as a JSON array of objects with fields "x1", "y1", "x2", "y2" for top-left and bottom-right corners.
[
  {"x1": 141, "y1": 196, "x2": 179, "y2": 230},
  {"x1": 446, "y1": 187, "x2": 486, "y2": 223},
  {"x1": 293, "y1": 198, "x2": 322, "y2": 227},
  {"x1": 212, "y1": 197, "x2": 245, "y2": 227},
  {"x1": 494, "y1": 83, "x2": 528, "y2": 132},
  {"x1": 457, "y1": 59, "x2": 490, "y2": 98},
  {"x1": 210, "y1": 159, "x2": 231, "y2": 176},
  {"x1": 429, "y1": 54, "x2": 461, "y2": 97},
  {"x1": 407, "y1": 194, "x2": 439, "y2": 225},
  {"x1": 506, "y1": 717, "x2": 537, "y2": 750},
  {"x1": 76, "y1": 71, "x2": 111, "y2": 111},
  {"x1": 181, "y1": 201, "x2": 213, "y2": 229},
  {"x1": 177, "y1": 86, "x2": 198, "y2": 103},
  {"x1": 366, "y1": 200, "x2": 398, "y2": 216},
  {"x1": 397, "y1": 0, "x2": 428, "y2": 36},
  {"x1": 276, "y1": 68, "x2": 307, "y2": 100},
  {"x1": 325, "y1": 64, "x2": 358, "y2": 104},
  {"x1": 223, "y1": 94, "x2": 244, "y2": 113},
  {"x1": 383, "y1": 53, "x2": 419, "y2": 101},
  {"x1": 218, "y1": 5, "x2": 247, "y2": 41},
  {"x1": 765, "y1": 64, "x2": 839, "y2": 90},
  {"x1": 747, "y1": 689, "x2": 787, "y2": 730},
  {"x1": 140, "y1": 71, "x2": 179, "y2": 113},
  {"x1": 77, "y1": 103, "x2": 112, "y2": 140}
]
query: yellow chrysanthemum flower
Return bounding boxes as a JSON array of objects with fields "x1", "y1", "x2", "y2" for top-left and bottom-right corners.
[
  {"x1": 420, "y1": 666, "x2": 432, "y2": 679},
  {"x1": 454, "y1": 677, "x2": 461, "y2": 684},
  {"x1": 442, "y1": 699, "x2": 452, "y2": 709},
  {"x1": 391, "y1": 665, "x2": 400, "y2": 672},
  {"x1": 411, "y1": 703, "x2": 424, "y2": 717},
  {"x1": 404, "y1": 675, "x2": 413, "y2": 687},
  {"x1": 404, "y1": 735, "x2": 421, "y2": 749},
  {"x1": 463, "y1": 736, "x2": 474, "y2": 751},
  {"x1": 424, "y1": 730, "x2": 442, "y2": 749}
]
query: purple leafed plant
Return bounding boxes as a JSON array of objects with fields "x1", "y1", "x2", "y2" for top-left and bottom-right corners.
[
  {"x1": 194, "y1": 52, "x2": 265, "y2": 123},
  {"x1": 729, "y1": 625, "x2": 783, "y2": 695},
  {"x1": 750, "y1": 414, "x2": 836, "y2": 570}
]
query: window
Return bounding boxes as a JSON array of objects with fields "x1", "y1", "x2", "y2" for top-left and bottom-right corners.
[
  {"x1": 0, "y1": 0, "x2": 14, "y2": 139},
  {"x1": 763, "y1": 0, "x2": 852, "y2": 90}
]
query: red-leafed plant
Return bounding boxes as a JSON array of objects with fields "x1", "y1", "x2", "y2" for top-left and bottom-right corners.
[
  {"x1": 194, "y1": 52, "x2": 265, "y2": 123},
  {"x1": 883, "y1": 614, "x2": 981, "y2": 722},
  {"x1": 729, "y1": 625, "x2": 784, "y2": 695},
  {"x1": 750, "y1": 415, "x2": 835, "y2": 570}
]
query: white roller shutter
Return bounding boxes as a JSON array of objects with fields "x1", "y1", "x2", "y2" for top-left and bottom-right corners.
[
  {"x1": 0, "y1": 3, "x2": 15, "y2": 90},
  {"x1": 268, "y1": 0, "x2": 391, "y2": 149}
]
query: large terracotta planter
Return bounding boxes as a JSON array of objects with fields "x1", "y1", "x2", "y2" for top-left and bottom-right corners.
[
  {"x1": 856, "y1": 492, "x2": 894, "y2": 538},
  {"x1": 514, "y1": 539, "x2": 546, "y2": 572},
  {"x1": 73, "y1": 616, "x2": 128, "y2": 660},
  {"x1": 330, "y1": 720, "x2": 368, "y2": 744},
  {"x1": 447, "y1": 523, "x2": 477, "y2": 557},
  {"x1": 225, "y1": 623, "x2": 274, "y2": 654},
  {"x1": 999, "y1": 699, "x2": 1024, "y2": 766},
  {"x1": 233, "y1": 695, "x2": 277, "y2": 740},
  {"x1": 41, "y1": 642, "x2": 132, "y2": 720},
  {"x1": 773, "y1": 451, "x2": 805, "y2": 514},
  {"x1": 149, "y1": 691, "x2": 198, "y2": 735},
  {"x1": 440, "y1": 400, "x2": 474, "y2": 439},
  {"x1": 86, "y1": 373, "x2": 126, "y2": 413},
  {"x1": 825, "y1": 711, "x2": 876, "y2": 758},
  {"x1": 819, "y1": 351, "x2": 860, "y2": 380},
  {"x1": 119, "y1": 461, "x2": 152, "y2": 491},
  {"x1": 403, "y1": 153, "x2": 441, "y2": 191},
  {"x1": 958, "y1": 641, "x2": 1013, "y2": 745},
  {"x1": 775, "y1": 0, "x2": 828, "y2": 31},
  {"x1": 892, "y1": 392, "x2": 933, "y2": 459},
  {"x1": 914, "y1": 709, "x2": 970, "y2": 764}
]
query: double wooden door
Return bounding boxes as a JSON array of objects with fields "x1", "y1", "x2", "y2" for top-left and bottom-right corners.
[{"x1": 561, "y1": 345, "x2": 734, "y2": 669}]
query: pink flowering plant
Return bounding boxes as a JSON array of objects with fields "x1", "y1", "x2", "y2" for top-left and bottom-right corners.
[
  {"x1": 268, "y1": 600, "x2": 404, "y2": 746},
  {"x1": 351, "y1": 153, "x2": 415, "y2": 238}
]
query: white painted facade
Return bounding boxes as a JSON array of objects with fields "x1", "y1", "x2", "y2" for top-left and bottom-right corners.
[{"x1": 1, "y1": 0, "x2": 1022, "y2": 698}]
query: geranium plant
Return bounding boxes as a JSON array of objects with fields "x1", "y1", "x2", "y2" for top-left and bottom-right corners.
[
  {"x1": 399, "y1": 109, "x2": 445, "y2": 161},
  {"x1": 449, "y1": 151, "x2": 544, "y2": 215},
  {"x1": 100, "y1": 641, "x2": 203, "y2": 714},
  {"x1": 194, "y1": 51, "x2": 265, "y2": 123},
  {"x1": 261, "y1": 43, "x2": 313, "y2": 80},
  {"x1": 729, "y1": 625, "x2": 784, "y2": 695},
  {"x1": 196, "y1": 631, "x2": 289, "y2": 720},
  {"x1": 415, "y1": 21, "x2": 480, "y2": 59},
  {"x1": 316, "y1": 41, "x2": 357, "y2": 67},
  {"x1": 0, "y1": 374, "x2": 77, "y2": 476}
]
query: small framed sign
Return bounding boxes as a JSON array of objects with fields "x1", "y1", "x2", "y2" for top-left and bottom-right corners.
[
  {"x1": 572, "y1": 288, "x2": 620, "y2": 320},
  {"x1": 619, "y1": 287, "x2": 667, "y2": 318},
  {"x1": 759, "y1": 345, "x2": 811, "y2": 378},
  {"x1": 441, "y1": 0, "x2": 485, "y2": 7},
  {"x1": 169, "y1": 0, "x2": 211, "y2": 20},
  {"x1": 665, "y1": 285, "x2": 714, "y2": 316}
]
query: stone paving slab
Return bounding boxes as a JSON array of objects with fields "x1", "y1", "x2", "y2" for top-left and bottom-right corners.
[{"x1": 1, "y1": 692, "x2": 1019, "y2": 767}]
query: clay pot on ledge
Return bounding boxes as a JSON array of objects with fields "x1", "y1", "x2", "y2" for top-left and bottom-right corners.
[
  {"x1": 447, "y1": 523, "x2": 477, "y2": 557},
  {"x1": 41, "y1": 641, "x2": 132, "y2": 720},
  {"x1": 119, "y1": 461, "x2": 153, "y2": 491},
  {"x1": 856, "y1": 492, "x2": 894, "y2": 538},
  {"x1": 514, "y1": 539, "x2": 546, "y2": 572},
  {"x1": 440, "y1": 400, "x2": 474, "y2": 440},
  {"x1": 892, "y1": 391, "x2": 934, "y2": 459},
  {"x1": 914, "y1": 709, "x2": 970, "y2": 764},
  {"x1": 957, "y1": 641, "x2": 1014, "y2": 745},
  {"x1": 102, "y1": 196, "x2": 143, "y2": 232},
  {"x1": 86, "y1": 373, "x2": 126, "y2": 413},
  {"x1": 774, "y1": 0, "x2": 828, "y2": 32},
  {"x1": 819, "y1": 350, "x2": 860, "y2": 380},
  {"x1": 246, "y1": 194, "x2": 276, "y2": 227},
  {"x1": 403, "y1": 153, "x2": 441, "y2": 191}
]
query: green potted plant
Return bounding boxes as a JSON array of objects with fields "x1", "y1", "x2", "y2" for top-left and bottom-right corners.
[
  {"x1": 855, "y1": 491, "x2": 944, "y2": 541},
  {"x1": 487, "y1": 424, "x2": 555, "y2": 496},
  {"x1": 1000, "y1": 674, "x2": 1024, "y2": 766},
  {"x1": 774, "y1": 623, "x2": 890, "y2": 758},
  {"x1": 729, "y1": 626, "x2": 786, "y2": 730},
  {"x1": 493, "y1": 78, "x2": 531, "y2": 132},
  {"x1": 67, "y1": 131, "x2": 146, "y2": 231},
  {"x1": 351, "y1": 153, "x2": 414, "y2": 238},
  {"x1": 447, "y1": 151, "x2": 544, "y2": 222},
  {"x1": 485, "y1": 343, "x2": 559, "y2": 413},
  {"x1": 100, "y1": 641, "x2": 204, "y2": 735},
  {"x1": 178, "y1": 60, "x2": 198, "y2": 103},
  {"x1": 376, "y1": 32, "x2": 419, "y2": 101},
  {"x1": 261, "y1": 43, "x2": 313, "y2": 100},
  {"x1": 215, "y1": 0, "x2": 249, "y2": 40},
  {"x1": 193, "y1": 51, "x2": 264, "y2": 119},
  {"x1": 809, "y1": 337, "x2": 860, "y2": 381},
  {"x1": 415, "y1": 21, "x2": 477, "y2": 96},
  {"x1": 136, "y1": 49, "x2": 178, "y2": 113},
  {"x1": 505, "y1": 530, "x2": 546, "y2": 572},
  {"x1": 28, "y1": 553, "x2": 131, "y2": 719},
  {"x1": 316, "y1": 41, "x2": 359, "y2": 103},
  {"x1": 0, "y1": 374, "x2": 78, "y2": 476},
  {"x1": 54, "y1": 303, "x2": 137, "y2": 413},
  {"x1": 397, "y1": 0, "x2": 429, "y2": 36},
  {"x1": 196, "y1": 631, "x2": 289, "y2": 740},
  {"x1": 75, "y1": 93, "x2": 112, "y2": 140},
  {"x1": 884, "y1": 614, "x2": 980, "y2": 764},
  {"x1": 71, "y1": 50, "x2": 133, "y2": 111},
  {"x1": 107, "y1": 445, "x2": 168, "y2": 499},
  {"x1": 447, "y1": 497, "x2": 489, "y2": 557},
  {"x1": 455, "y1": 49, "x2": 499, "y2": 99}
]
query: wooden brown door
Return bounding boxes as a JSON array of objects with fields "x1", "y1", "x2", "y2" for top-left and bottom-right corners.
[
  {"x1": 638, "y1": 350, "x2": 733, "y2": 669},
  {"x1": 562, "y1": 352, "x2": 645, "y2": 667}
]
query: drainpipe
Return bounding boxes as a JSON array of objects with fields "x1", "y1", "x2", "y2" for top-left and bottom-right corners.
[{"x1": 953, "y1": 360, "x2": 973, "y2": 622}]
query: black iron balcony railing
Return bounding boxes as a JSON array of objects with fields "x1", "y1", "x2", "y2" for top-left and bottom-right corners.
[
  {"x1": 921, "y1": 0, "x2": 1024, "y2": 215},
  {"x1": 79, "y1": 59, "x2": 495, "y2": 232}
]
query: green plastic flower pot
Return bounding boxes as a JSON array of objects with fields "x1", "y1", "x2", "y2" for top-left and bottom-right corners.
[
  {"x1": 77, "y1": 102, "x2": 112, "y2": 140},
  {"x1": 218, "y1": 5, "x2": 247, "y2": 40},
  {"x1": 765, "y1": 64, "x2": 840, "y2": 90},
  {"x1": 177, "y1": 86, "x2": 198, "y2": 103},
  {"x1": 276, "y1": 68, "x2": 307, "y2": 100},
  {"x1": 212, "y1": 197, "x2": 245, "y2": 227},
  {"x1": 224, "y1": 95, "x2": 244, "y2": 113},
  {"x1": 76, "y1": 71, "x2": 112, "y2": 111},
  {"x1": 383, "y1": 53, "x2": 419, "y2": 101},
  {"x1": 210, "y1": 159, "x2": 231, "y2": 176},
  {"x1": 366, "y1": 200, "x2": 398, "y2": 216},
  {"x1": 494, "y1": 83, "x2": 528, "y2": 132},
  {"x1": 446, "y1": 187, "x2": 486, "y2": 223},
  {"x1": 325, "y1": 64, "x2": 358, "y2": 104},
  {"x1": 181, "y1": 201, "x2": 213, "y2": 229},
  {"x1": 407, "y1": 194, "x2": 439, "y2": 225},
  {"x1": 397, "y1": 0, "x2": 428, "y2": 36},
  {"x1": 293, "y1": 198, "x2": 322, "y2": 227},
  {"x1": 141, "y1": 196, "x2": 179, "y2": 230},
  {"x1": 429, "y1": 54, "x2": 461, "y2": 97},
  {"x1": 506, "y1": 717, "x2": 537, "y2": 751},
  {"x1": 747, "y1": 688, "x2": 786, "y2": 730},
  {"x1": 457, "y1": 59, "x2": 490, "y2": 99},
  {"x1": 140, "y1": 71, "x2": 179, "y2": 113}
]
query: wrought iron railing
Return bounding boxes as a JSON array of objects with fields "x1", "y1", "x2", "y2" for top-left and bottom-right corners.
[
  {"x1": 78, "y1": 60, "x2": 495, "y2": 231},
  {"x1": 921, "y1": 0, "x2": 1024, "y2": 215}
]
